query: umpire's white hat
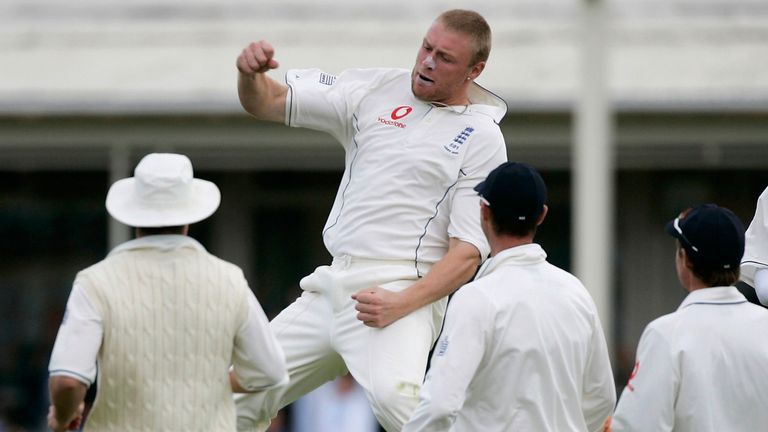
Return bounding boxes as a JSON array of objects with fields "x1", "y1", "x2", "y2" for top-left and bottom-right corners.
[{"x1": 106, "y1": 153, "x2": 220, "y2": 228}]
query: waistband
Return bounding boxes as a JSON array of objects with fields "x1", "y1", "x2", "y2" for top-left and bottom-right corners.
[{"x1": 331, "y1": 255, "x2": 432, "y2": 276}]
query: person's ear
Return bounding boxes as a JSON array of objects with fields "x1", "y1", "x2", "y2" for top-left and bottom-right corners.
[
  {"x1": 536, "y1": 205, "x2": 548, "y2": 226},
  {"x1": 468, "y1": 61, "x2": 486, "y2": 81},
  {"x1": 480, "y1": 202, "x2": 492, "y2": 222},
  {"x1": 679, "y1": 247, "x2": 694, "y2": 269}
]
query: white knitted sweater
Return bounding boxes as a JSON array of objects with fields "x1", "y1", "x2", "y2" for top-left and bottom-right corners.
[{"x1": 78, "y1": 244, "x2": 251, "y2": 431}]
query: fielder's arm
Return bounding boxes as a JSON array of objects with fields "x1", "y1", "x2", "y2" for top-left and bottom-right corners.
[
  {"x1": 236, "y1": 40, "x2": 288, "y2": 122},
  {"x1": 48, "y1": 376, "x2": 87, "y2": 432},
  {"x1": 352, "y1": 238, "x2": 480, "y2": 328}
]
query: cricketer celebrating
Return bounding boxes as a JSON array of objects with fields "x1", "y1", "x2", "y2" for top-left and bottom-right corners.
[{"x1": 234, "y1": 9, "x2": 507, "y2": 431}]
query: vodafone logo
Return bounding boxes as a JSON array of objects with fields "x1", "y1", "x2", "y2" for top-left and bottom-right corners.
[
  {"x1": 378, "y1": 105, "x2": 412, "y2": 129},
  {"x1": 390, "y1": 106, "x2": 413, "y2": 120}
]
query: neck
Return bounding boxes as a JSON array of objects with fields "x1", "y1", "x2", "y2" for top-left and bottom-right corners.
[
  {"x1": 682, "y1": 270, "x2": 708, "y2": 292},
  {"x1": 430, "y1": 97, "x2": 470, "y2": 108},
  {"x1": 432, "y1": 84, "x2": 472, "y2": 107},
  {"x1": 135, "y1": 225, "x2": 189, "y2": 238},
  {"x1": 686, "y1": 281, "x2": 709, "y2": 292},
  {"x1": 489, "y1": 236, "x2": 534, "y2": 257}
]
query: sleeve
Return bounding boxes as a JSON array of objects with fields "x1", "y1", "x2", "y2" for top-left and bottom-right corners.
[
  {"x1": 581, "y1": 312, "x2": 617, "y2": 432},
  {"x1": 402, "y1": 288, "x2": 493, "y2": 432},
  {"x1": 741, "y1": 186, "x2": 768, "y2": 286},
  {"x1": 48, "y1": 280, "x2": 103, "y2": 386},
  {"x1": 447, "y1": 126, "x2": 507, "y2": 260},
  {"x1": 285, "y1": 67, "x2": 398, "y2": 148},
  {"x1": 611, "y1": 323, "x2": 679, "y2": 432},
  {"x1": 231, "y1": 290, "x2": 289, "y2": 391}
]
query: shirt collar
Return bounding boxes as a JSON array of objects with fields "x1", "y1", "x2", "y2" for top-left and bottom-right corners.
[
  {"x1": 466, "y1": 82, "x2": 508, "y2": 123},
  {"x1": 108, "y1": 235, "x2": 206, "y2": 257},
  {"x1": 421, "y1": 81, "x2": 508, "y2": 122},
  {"x1": 476, "y1": 243, "x2": 547, "y2": 279},
  {"x1": 678, "y1": 286, "x2": 748, "y2": 310}
]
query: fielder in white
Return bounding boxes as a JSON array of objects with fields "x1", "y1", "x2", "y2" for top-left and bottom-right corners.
[
  {"x1": 610, "y1": 204, "x2": 768, "y2": 431},
  {"x1": 234, "y1": 9, "x2": 507, "y2": 431},
  {"x1": 403, "y1": 162, "x2": 616, "y2": 432},
  {"x1": 46, "y1": 153, "x2": 288, "y2": 431},
  {"x1": 741, "y1": 185, "x2": 768, "y2": 307}
]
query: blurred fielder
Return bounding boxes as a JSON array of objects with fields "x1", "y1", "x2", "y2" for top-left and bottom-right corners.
[
  {"x1": 403, "y1": 162, "x2": 616, "y2": 431},
  {"x1": 234, "y1": 9, "x2": 507, "y2": 431},
  {"x1": 610, "y1": 204, "x2": 768, "y2": 431},
  {"x1": 47, "y1": 153, "x2": 288, "y2": 431}
]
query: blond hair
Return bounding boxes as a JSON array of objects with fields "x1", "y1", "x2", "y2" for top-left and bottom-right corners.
[{"x1": 437, "y1": 9, "x2": 492, "y2": 66}]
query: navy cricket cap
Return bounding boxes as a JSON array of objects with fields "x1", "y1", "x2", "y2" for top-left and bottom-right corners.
[
  {"x1": 665, "y1": 203, "x2": 745, "y2": 271},
  {"x1": 474, "y1": 162, "x2": 547, "y2": 223}
]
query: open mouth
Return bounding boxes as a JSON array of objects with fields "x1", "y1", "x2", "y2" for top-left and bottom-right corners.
[{"x1": 418, "y1": 74, "x2": 435, "y2": 84}]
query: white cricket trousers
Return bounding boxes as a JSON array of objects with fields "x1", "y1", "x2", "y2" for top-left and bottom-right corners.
[{"x1": 235, "y1": 256, "x2": 446, "y2": 432}]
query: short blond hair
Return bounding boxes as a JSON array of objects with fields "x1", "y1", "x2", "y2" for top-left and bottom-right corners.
[{"x1": 437, "y1": 9, "x2": 492, "y2": 66}]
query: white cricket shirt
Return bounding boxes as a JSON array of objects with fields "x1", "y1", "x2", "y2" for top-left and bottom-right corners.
[
  {"x1": 612, "y1": 286, "x2": 768, "y2": 432},
  {"x1": 403, "y1": 244, "x2": 616, "y2": 432},
  {"x1": 48, "y1": 235, "x2": 288, "y2": 391},
  {"x1": 285, "y1": 68, "x2": 507, "y2": 266}
]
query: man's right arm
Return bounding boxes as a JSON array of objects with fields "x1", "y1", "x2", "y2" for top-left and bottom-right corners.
[
  {"x1": 402, "y1": 290, "x2": 490, "y2": 431},
  {"x1": 236, "y1": 40, "x2": 288, "y2": 122},
  {"x1": 48, "y1": 377, "x2": 86, "y2": 432},
  {"x1": 582, "y1": 313, "x2": 617, "y2": 432}
]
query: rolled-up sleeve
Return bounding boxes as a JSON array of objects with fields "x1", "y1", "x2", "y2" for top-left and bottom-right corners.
[{"x1": 48, "y1": 282, "x2": 102, "y2": 386}]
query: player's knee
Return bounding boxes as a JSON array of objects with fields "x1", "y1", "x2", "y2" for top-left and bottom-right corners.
[
  {"x1": 236, "y1": 416, "x2": 271, "y2": 432},
  {"x1": 370, "y1": 379, "x2": 421, "y2": 425},
  {"x1": 235, "y1": 392, "x2": 276, "y2": 432}
]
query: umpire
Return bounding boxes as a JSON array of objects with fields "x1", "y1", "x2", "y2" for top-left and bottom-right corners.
[{"x1": 46, "y1": 153, "x2": 288, "y2": 431}]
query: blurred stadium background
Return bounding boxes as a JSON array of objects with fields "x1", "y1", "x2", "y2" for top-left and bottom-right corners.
[{"x1": 1, "y1": 0, "x2": 767, "y2": 429}]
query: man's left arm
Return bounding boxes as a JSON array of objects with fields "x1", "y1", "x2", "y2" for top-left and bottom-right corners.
[
  {"x1": 352, "y1": 238, "x2": 479, "y2": 328},
  {"x1": 612, "y1": 324, "x2": 678, "y2": 431},
  {"x1": 230, "y1": 289, "x2": 289, "y2": 392}
]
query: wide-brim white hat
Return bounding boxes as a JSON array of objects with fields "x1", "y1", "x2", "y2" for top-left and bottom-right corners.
[{"x1": 106, "y1": 153, "x2": 221, "y2": 227}]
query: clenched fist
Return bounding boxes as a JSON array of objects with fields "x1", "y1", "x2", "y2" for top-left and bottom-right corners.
[{"x1": 237, "y1": 40, "x2": 280, "y2": 75}]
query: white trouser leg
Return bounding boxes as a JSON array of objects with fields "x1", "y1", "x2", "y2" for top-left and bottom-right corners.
[
  {"x1": 237, "y1": 260, "x2": 444, "y2": 432},
  {"x1": 330, "y1": 272, "x2": 445, "y2": 432}
]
